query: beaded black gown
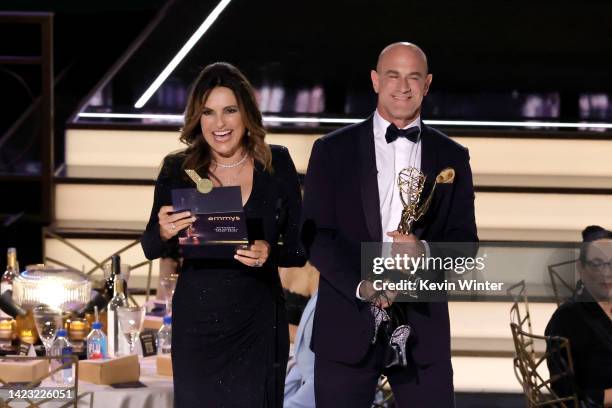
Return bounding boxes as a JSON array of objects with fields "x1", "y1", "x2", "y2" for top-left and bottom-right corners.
[{"x1": 141, "y1": 145, "x2": 305, "y2": 407}]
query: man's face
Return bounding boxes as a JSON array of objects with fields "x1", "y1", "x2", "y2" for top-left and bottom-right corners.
[{"x1": 371, "y1": 47, "x2": 432, "y2": 125}]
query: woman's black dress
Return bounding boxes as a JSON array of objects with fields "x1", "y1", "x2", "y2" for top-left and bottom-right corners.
[
  {"x1": 141, "y1": 145, "x2": 305, "y2": 407},
  {"x1": 545, "y1": 287, "x2": 612, "y2": 407}
]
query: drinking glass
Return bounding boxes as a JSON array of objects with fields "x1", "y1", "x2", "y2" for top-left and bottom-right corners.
[
  {"x1": 32, "y1": 305, "x2": 63, "y2": 355},
  {"x1": 117, "y1": 306, "x2": 145, "y2": 355},
  {"x1": 159, "y1": 274, "x2": 178, "y2": 316}
]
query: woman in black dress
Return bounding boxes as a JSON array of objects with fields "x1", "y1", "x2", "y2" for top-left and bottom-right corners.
[
  {"x1": 141, "y1": 62, "x2": 305, "y2": 407},
  {"x1": 545, "y1": 225, "x2": 612, "y2": 407}
]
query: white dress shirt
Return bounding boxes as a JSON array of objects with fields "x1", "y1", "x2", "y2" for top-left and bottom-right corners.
[
  {"x1": 373, "y1": 110, "x2": 422, "y2": 241},
  {"x1": 356, "y1": 110, "x2": 423, "y2": 299}
]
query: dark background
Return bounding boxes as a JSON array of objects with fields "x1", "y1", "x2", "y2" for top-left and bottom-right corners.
[
  {"x1": 93, "y1": 0, "x2": 612, "y2": 121},
  {"x1": 0, "y1": 1, "x2": 164, "y2": 269},
  {"x1": 1, "y1": 0, "x2": 612, "y2": 270}
]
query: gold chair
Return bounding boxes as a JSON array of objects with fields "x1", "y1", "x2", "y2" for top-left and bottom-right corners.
[
  {"x1": 507, "y1": 280, "x2": 536, "y2": 357},
  {"x1": 510, "y1": 323, "x2": 579, "y2": 408},
  {"x1": 547, "y1": 259, "x2": 579, "y2": 307}
]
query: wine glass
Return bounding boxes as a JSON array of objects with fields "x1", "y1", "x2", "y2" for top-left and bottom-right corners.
[
  {"x1": 32, "y1": 305, "x2": 63, "y2": 355},
  {"x1": 117, "y1": 306, "x2": 145, "y2": 355},
  {"x1": 159, "y1": 274, "x2": 178, "y2": 316}
]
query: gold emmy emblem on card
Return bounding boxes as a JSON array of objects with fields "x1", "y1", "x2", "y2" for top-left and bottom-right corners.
[
  {"x1": 185, "y1": 169, "x2": 213, "y2": 194},
  {"x1": 397, "y1": 167, "x2": 455, "y2": 234}
]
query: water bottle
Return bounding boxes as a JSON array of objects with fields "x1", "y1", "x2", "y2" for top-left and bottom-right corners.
[
  {"x1": 86, "y1": 321, "x2": 107, "y2": 359},
  {"x1": 157, "y1": 315, "x2": 172, "y2": 355},
  {"x1": 50, "y1": 329, "x2": 74, "y2": 384}
]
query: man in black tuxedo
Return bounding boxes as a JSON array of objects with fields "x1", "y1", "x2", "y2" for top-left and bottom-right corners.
[{"x1": 301, "y1": 42, "x2": 478, "y2": 407}]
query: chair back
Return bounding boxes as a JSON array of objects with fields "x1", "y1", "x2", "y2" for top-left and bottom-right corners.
[{"x1": 510, "y1": 323, "x2": 579, "y2": 408}]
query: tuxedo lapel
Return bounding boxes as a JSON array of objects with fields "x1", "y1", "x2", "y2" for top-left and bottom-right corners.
[
  {"x1": 419, "y1": 121, "x2": 438, "y2": 193},
  {"x1": 413, "y1": 121, "x2": 438, "y2": 238},
  {"x1": 358, "y1": 116, "x2": 383, "y2": 242}
]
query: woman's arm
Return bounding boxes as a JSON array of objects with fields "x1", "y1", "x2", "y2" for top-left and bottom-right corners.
[
  {"x1": 603, "y1": 388, "x2": 612, "y2": 407},
  {"x1": 141, "y1": 156, "x2": 181, "y2": 260},
  {"x1": 601, "y1": 389, "x2": 612, "y2": 407}
]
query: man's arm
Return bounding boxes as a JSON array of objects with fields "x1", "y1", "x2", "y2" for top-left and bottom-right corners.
[
  {"x1": 425, "y1": 147, "x2": 479, "y2": 268},
  {"x1": 301, "y1": 138, "x2": 361, "y2": 302},
  {"x1": 444, "y1": 147, "x2": 478, "y2": 243}
]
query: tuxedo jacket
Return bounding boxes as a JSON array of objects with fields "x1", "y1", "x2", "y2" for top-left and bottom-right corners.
[{"x1": 301, "y1": 115, "x2": 478, "y2": 365}]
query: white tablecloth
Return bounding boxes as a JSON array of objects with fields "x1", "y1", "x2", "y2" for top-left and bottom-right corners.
[
  {"x1": 2, "y1": 357, "x2": 174, "y2": 408},
  {"x1": 73, "y1": 357, "x2": 173, "y2": 408}
]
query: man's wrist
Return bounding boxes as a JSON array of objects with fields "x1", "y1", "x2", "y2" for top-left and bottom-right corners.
[
  {"x1": 356, "y1": 280, "x2": 367, "y2": 300},
  {"x1": 421, "y1": 240, "x2": 430, "y2": 258}
]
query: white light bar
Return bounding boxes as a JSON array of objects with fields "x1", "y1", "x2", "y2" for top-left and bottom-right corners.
[
  {"x1": 79, "y1": 112, "x2": 184, "y2": 121},
  {"x1": 77, "y1": 112, "x2": 612, "y2": 129},
  {"x1": 77, "y1": 113, "x2": 364, "y2": 124},
  {"x1": 263, "y1": 116, "x2": 361, "y2": 124},
  {"x1": 426, "y1": 119, "x2": 612, "y2": 129},
  {"x1": 133, "y1": 0, "x2": 232, "y2": 109}
]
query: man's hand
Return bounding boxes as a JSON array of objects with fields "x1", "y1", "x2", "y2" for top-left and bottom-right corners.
[
  {"x1": 387, "y1": 230, "x2": 423, "y2": 250},
  {"x1": 386, "y1": 231, "x2": 419, "y2": 242},
  {"x1": 358, "y1": 280, "x2": 397, "y2": 308},
  {"x1": 386, "y1": 231, "x2": 426, "y2": 274}
]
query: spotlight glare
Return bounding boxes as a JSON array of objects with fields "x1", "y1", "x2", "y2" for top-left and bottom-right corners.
[{"x1": 134, "y1": 0, "x2": 232, "y2": 109}]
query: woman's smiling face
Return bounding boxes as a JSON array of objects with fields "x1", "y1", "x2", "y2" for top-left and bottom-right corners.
[{"x1": 200, "y1": 86, "x2": 246, "y2": 160}]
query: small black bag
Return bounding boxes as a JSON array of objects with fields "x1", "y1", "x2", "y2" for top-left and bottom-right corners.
[
  {"x1": 369, "y1": 296, "x2": 414, "y2": 368},
  {"x1": 382, "y1": 303, "x2": 413, "y2": 368}
]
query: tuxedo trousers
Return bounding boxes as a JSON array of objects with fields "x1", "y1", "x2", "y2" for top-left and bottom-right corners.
[{"x1": 314, "y1": 339, "x2": 454, "y2": 408}]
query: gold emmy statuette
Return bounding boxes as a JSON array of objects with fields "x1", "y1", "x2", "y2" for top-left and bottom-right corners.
[
  {"x1": 397, "y1": 167, "x2": 455, "y2": 234},
  {"x1": 185, "y1": 169, "x2": 213, "y2": 194}
]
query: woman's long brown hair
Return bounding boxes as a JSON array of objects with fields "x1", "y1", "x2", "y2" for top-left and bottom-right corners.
[{"x1": 180, "y1": 62, "x2": 272, "y2": 178}]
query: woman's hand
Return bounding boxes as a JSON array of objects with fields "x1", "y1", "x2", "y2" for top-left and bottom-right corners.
[
  {"x1": 234, "y1": 240, "x2": 271, "y2": 267},
  {"x1": 158, "y1": 206, "x2": 196, "y2": 241}
]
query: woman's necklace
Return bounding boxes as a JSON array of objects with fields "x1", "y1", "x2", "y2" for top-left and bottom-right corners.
[
  {"x1": 213, "y1": 156, "x2": 248, "y2": 186},
  {"x1": 212, "y1": 154, "x2": 248, "y2": 169}
]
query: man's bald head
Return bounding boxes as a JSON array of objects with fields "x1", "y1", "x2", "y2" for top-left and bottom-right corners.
[
  {"x1": 376, "y1": 42, "x2": 428, "y2": 74},
  {"x1": 371, "y1": 42, "x2": 433, "y2": 127}
]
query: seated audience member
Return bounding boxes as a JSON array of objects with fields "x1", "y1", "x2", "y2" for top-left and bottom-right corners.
[
  {"x1": 545, "y1": 225, "x2": 612, "y2": 408},
  {"x1": 280, "y1": 263, "x2": 319, "y2": 343},
  {"x1": 283, "y1": 265, "x2": 319, "y2": 408},
  {"x1": 282, "y1": 264, "x2": 388, "y2": 408}
]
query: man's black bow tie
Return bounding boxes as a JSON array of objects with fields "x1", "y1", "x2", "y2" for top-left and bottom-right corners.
[{"x1": 385, "y1": 124, "x2": 420, "y2": 144}]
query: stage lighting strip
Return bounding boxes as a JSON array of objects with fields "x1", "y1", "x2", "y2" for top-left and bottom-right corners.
[
  {"x1": 77, "y1": 112, "x2": 612, "y2": 129},
  {"x1": 133, "y1": 0, "x2": 232, "y2": 109},
  {"x1": 124, "y1": 0, "x2": 612, "y2": 132}
]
